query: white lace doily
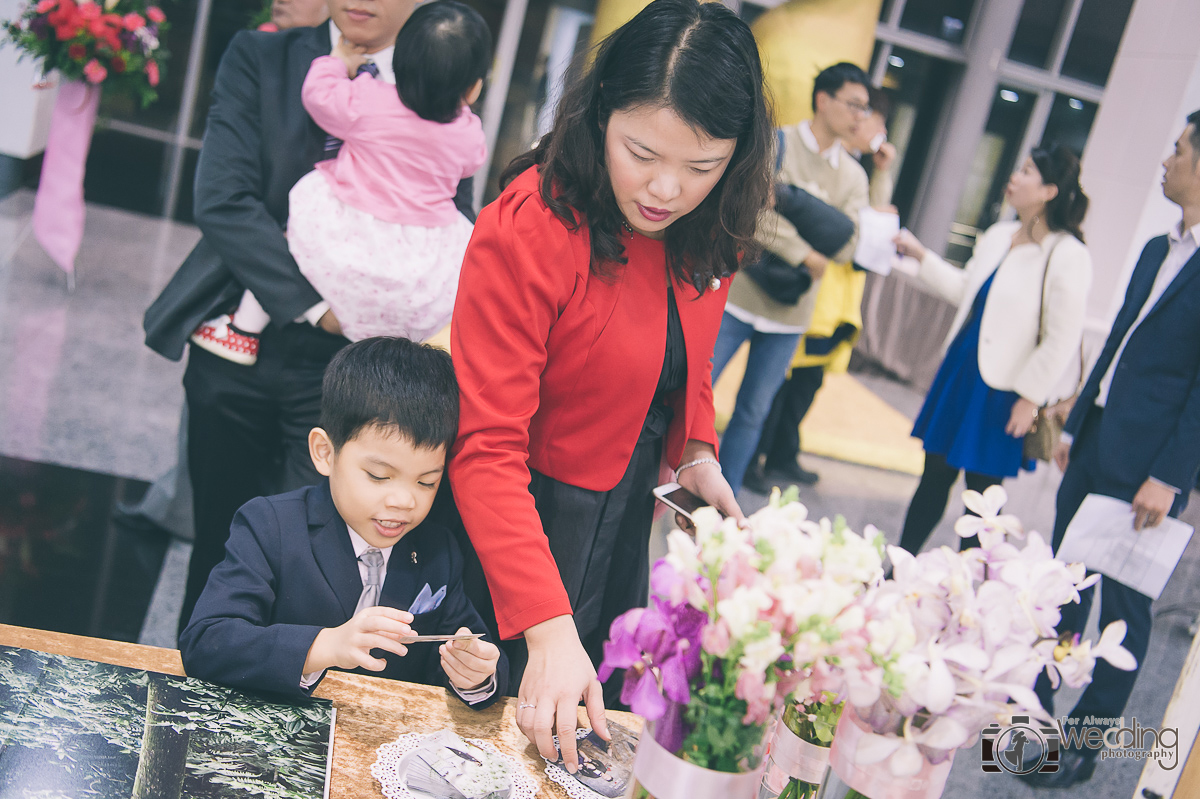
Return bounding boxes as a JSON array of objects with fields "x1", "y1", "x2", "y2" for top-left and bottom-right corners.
[
  {"x1": 542, "y1": 729, "x2": 614, "y2": 799},
  {"x1": 372, "y1": 732, "x2": 539, "y2": 799}
]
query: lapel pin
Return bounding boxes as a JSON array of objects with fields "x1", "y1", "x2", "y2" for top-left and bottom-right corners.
[{"x1": 411, "y1": 551, "x2": 418, "y2": 564}]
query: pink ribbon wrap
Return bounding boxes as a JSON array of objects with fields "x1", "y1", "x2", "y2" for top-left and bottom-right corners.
[
  {"x1": 760, "y1": 722, "x2": 831, "y2": 792},
  {"x1": 33, "y1": 80, "x2": 101, "y2": 275},
  {"x1": 827, "y1": 706, "x2": 953, "y2": 799},
  {"x1": 631, "y1": 721, "x2": 767, "y2": 799}
]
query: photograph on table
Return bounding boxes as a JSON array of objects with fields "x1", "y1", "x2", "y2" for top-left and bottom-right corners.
[{"x1": 0, "y1": 645, "x2": 333, "y2": 798}]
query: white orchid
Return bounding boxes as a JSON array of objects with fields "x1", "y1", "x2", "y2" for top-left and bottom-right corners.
[
  {"x1": 954, "y1": 485, "x2": 1024, "y2": 547},
  {"x1": 838, "y1": 490, "x2": 1139, "y2": 778}
]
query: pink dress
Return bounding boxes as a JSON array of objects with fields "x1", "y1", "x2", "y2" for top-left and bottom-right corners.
[{"x1": 287, "y1": 56, "x2": 486, "y2": 342}]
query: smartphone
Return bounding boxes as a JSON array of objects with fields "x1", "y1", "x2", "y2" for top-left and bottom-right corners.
[
  {"x1": 869, "y1": 131, "x2": 887, "y2": 153},
  {"x1": 653, "y1": 482, "x2": 710, "y2": 523}
]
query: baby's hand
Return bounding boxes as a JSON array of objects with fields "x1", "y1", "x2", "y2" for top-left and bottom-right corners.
[
  {"x1": 440, "y1": 627, "x2": 500, "y2": 691},
  {"x1": 333, "y1": 35, "x2": 369, "y2": 77},
  {"x1": 304, "y1": 606, "x2": 414, "y2": 674}
]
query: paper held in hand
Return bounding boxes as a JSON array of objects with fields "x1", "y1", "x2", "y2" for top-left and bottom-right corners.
[
  {"x1": 853, "y1": 207, "x2": 901, "y2": 275},
  {"x1": 399, "y1": 633, "x2": 485, "y2": 644},
  {"x1": 1055, "y1": 493, "x2": 1194, "y2": 600}
]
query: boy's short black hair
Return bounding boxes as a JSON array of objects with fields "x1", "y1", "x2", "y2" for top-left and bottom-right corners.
[
  {"x1": 811, "y1": 61, "x2": 869, "y2": 112},
  {"x1": 320, "y1": 337, "x2": 458, "y2": 451},
  {"x1": 393, "y1": 0, "x2": 493, "y2": 124}
]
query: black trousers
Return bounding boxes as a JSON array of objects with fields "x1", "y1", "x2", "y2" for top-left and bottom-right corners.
[
  {"x1": 448, "y1": 418, "x2": 665, "y2": 706},
  {"x1": 1034, "y1": 406, "x2": 1184, "y2": 753},
  {"x1": 755, "y1": 365, "x2": 825, "y2": 469},
  {"x1": 179, "y1": 322, "x2": 348, "y2": 633},
  {"x1": 897, "y1": 451, "x2": 1003, "y2": 554}
]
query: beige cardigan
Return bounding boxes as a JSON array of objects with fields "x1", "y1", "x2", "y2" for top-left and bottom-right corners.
[
  {"x1": 727, "y1": 124, "x2": 870, "y2": 328},
  {"x1": 918, "y1": 220, "x2": 1092, "y2": 406}
]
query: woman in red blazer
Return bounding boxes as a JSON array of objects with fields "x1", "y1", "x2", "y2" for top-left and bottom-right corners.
[{"x1": 448, "y1": 0, "x2": 773, "y2": 769}]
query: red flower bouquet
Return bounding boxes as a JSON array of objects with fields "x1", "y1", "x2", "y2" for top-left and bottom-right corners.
[{"x1": 4, "y1": 0, "x2": 169, "y2": 105}]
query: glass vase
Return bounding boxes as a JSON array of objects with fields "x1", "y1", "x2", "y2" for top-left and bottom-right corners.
[
  {"x1": 623, "y1": 697, "x2": 771, "y2": 799},
  {"x1": 815, "y1": 705, "x2": 954, "y2": 799},
  {"x1": 758, "y1": 703, "x2": 836, "y2": 799}
]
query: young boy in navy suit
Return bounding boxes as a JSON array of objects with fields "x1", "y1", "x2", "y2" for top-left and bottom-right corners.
[{"x1": 180, "y1": 337, "x2": 506, "y2": 704}]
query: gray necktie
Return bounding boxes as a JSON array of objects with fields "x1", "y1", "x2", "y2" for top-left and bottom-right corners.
[{"x1": 354, "y1": 547, "x2": 385, "y2": 614}]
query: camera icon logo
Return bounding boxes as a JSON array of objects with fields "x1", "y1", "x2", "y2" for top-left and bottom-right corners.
[{"x1": 982, "y1": 715, "x2": 1060, "y2": 775}]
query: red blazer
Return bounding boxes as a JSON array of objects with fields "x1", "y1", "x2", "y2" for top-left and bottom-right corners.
[{"x1": 449, "y1": 168, "x2": 729, "y2": 639}]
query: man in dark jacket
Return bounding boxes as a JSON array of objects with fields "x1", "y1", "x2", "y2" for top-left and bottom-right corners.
[{"x1": 144, "y1": 0, "x2": 475, "y2": 633}]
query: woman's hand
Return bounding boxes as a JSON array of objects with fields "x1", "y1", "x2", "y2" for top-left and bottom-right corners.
[
  {"x1": 317, "y1": 309, "x2": 343, "y2": 336},
  {"x1": 1006, "y1": 396, "x2": 1039, "y2": 438},
  {"x1": 675, "y1": 441, "x2": 745, "y2": 525},
  {"x1": 517, "y1": 616, "x2": 609, "y2": 774},
  {"x1": 893, "y1": 228, "x2": 927, "y2": 262}
]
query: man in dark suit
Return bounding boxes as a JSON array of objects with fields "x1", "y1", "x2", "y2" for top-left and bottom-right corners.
[
  {"x1": 179, "y1": 337, "x2": 506, "y2": 702},
  {"x1": 1026, "y1": 111, "x2": 1200, "y2": 789},
  {"x1": 143, "y1": 0, "x2": 476, "y2": 633}
]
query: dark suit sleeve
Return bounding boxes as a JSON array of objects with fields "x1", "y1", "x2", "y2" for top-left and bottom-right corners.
[
  {"x1": 192, "y1": 31, "x2": 323, "y2": 324},
  {"x1": 454, "y1": 176, "x2": 476, "y2": 223},
  {"x1": 422, "y1": 534, "x2": 508, "y2": 708},
  {"x1": 1149, "y1": 364, "x2": 1200, "y2": 490},
  {"x1": 179, "y1": 498, "x2": 325, "y2": 699}
]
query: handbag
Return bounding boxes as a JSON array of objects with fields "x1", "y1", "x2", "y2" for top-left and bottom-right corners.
[{"x1": 1023, "y1": 239, "x2": 1079, "y2": 462}]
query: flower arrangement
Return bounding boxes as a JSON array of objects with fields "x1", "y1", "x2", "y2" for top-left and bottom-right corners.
[
  {"x1": 826, "y1": 487, "x2": 1137, "y2": 798},
  {"x1": 4, "y1": 0, "x2": 168, "y2": 105},
  {"x1": 599, "y1": 488, "x2": 892, "y2": 791}
]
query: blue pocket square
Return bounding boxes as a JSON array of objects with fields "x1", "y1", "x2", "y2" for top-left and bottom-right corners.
[{"x1": 409, "y1": 583, "x2": 447, "y2": 614}]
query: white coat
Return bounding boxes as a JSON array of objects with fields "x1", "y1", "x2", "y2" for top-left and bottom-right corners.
[{"x1": 917, "y1": 221, "x2": 1092, "y2": 407}]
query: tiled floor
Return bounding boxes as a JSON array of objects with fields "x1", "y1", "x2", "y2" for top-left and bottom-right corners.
[{"x1": 2, "y1": 193, "x2": 1199, "y2": 797}]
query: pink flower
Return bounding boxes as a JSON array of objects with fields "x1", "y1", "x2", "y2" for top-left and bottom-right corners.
[
  {"x1": 35, "y1": 0, "x2": 58, "y2": 12},
  {"x1": 122, "y1": 12, "x2": 144, "y2": 30},
  {"x1": 145, "y1": 5, "x2": 165, "y2": 23},
  {"x1": 701, "y1": 617, "x2": 730, "y2": 656},
  {"x1": 145, "y1": 59, "x2": 159, "y2": 86},
  {"x1": 76, "y1": 1, "x2": 99, "y2": 21},
  {"x1": 257, "y1": 21, "x2": 279, "y2": 31},
  {"x1": 83, "y1": 58, "x2": 107, "y2": 83}
]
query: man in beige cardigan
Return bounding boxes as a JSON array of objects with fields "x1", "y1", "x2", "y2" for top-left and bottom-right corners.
[{"x1": 710, "y1": 62, "x2": 870, "y2": 494}]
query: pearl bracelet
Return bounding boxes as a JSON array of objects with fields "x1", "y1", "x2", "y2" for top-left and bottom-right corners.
[{"x1": 676, "y1": 457, "x2": 721, "y2": 475}]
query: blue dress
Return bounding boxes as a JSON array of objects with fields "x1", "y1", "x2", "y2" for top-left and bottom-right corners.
[{"x1": 912, "y1": 271, "x2": 1032, "y2": 478}]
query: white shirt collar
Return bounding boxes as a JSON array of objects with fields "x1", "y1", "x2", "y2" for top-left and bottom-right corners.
[
  {"x1": 1168, "y1": 218, "x2": 1200, "y2": 248},
  {"x1": 347, "y1": 524, "x2": 394, "y2": 568},
  {"x1": 798, "y1": 120, "x2": 841, "y2": 169},
  {"x1": 328, "y1": 20, "x2": 396, "y2": 84}
]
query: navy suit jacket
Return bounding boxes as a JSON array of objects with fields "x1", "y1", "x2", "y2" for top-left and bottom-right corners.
[
  {"x1": 1065, "y1": 234, "x2": 1200, "y2": 496},
  {"x1": 179, "y1": 481, "x2": 506, "y2": 703},
  {"x1": 143, "y1": 25, "x2": 474, "y2": 360}
]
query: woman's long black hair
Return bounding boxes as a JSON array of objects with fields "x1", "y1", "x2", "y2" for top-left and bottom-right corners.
[
  {"x1": 1031, "y1": 144, "x2": 1089, "y2": 242},
  {"x1": 500, "y1": 0, "x2": 774, "y2": 293}
]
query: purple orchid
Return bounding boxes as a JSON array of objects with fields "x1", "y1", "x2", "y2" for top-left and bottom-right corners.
[{"x1": 599, "y1": 594, "x2": 706, "y2": 721}]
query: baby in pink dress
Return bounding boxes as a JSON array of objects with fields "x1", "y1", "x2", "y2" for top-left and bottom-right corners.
[{"x1": 191, "y1": 0, "x2": 490, "y2": 362}]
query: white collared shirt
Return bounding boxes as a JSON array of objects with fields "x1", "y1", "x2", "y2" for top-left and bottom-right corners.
[
  {"x1": 797, "y1": 119, "x2": 843, "y2": 169},
  {"x1": 328, "y1": 20, "x2": 396, "y2": 84},
  {"x1": 1096, "y1": 220, "x2": 1200, "y2": 407}
]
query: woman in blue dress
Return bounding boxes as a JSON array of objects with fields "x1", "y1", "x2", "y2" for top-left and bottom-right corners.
[{"x1": 892, "y1": 145, "x2": 1092, "y2": 554}]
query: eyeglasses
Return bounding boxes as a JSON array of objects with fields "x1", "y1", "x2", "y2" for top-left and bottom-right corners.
[{"x1": 831, "y1": 96, "x2": 872, "y2": 117}]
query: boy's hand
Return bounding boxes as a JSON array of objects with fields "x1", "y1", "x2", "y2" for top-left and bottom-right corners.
[
  {"x1": 333, "y1": 35, "x2": 368, "y2": 77},
  {"x1": 304, "y1": 606, "x2": 414, "y2": 674},
  {"x1": 440, "y1": 627, "x2": 500, "y2": 691}
]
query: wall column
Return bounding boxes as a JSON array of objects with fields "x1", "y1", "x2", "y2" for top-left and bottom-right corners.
[
  {"x1": 1076, "y1": 0, "x2": 1200, "y2": 326},
  {"x1": 909, "y1": 1, "x2": 1023, "y2": 250}
]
